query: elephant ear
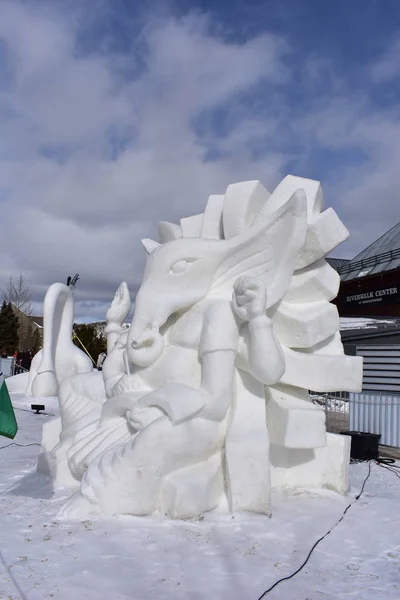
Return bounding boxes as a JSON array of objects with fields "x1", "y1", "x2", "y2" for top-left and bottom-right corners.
[{"x1": 213, "y1": 189, "x2": 308, "y2": 309}]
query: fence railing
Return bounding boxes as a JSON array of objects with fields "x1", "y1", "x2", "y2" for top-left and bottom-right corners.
[
  {"x1": 311, "y1": 391, "x2": 400, "y2": 448},
  {"x1": 349, "y1": 392, "x2": 400, "y2": 448},
  {"x1": 337, "y1": 246, "x2": 400, "y2": 275},
  {"x1": 310, "y1": 393, "x2": 350, "y2": 434},
  {"x1": 0, "y1": 358, "x2": 29, "y2": 378}
]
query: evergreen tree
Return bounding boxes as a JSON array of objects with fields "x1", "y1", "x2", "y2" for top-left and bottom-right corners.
[
  {"x1": 0, "y1": 302, "x2": 20, "y2": 355},
  {"x1": 30, "y1": 327, "x2": 41, "y2": 355},
  {"x1": 72, "y1": 323, "x2": 106, "y2": 365},
  {"x1": 2, "y1": 274, "x2": 33, "y2": 349}
]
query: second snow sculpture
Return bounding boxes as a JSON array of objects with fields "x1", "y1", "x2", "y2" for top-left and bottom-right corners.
[
  {"x1": 5, "y1": 283, "x2": 92, "y2": 397},
  {"x1": 40, "y1": 175, "x2": 363, "y2": 520}
]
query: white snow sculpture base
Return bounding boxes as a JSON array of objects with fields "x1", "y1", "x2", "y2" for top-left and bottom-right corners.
[
  {"x1": 37, "y1": 417, "x2": 80, "y2": 488},
  {"x1": 37, "y1": 418, "x2": 65, "y2": 479},
  {"x1": 40, "y1": 418, "x2": 350, "y2": 515},
  {"x1": 4, "y1": 372, "x2": 30, "y2": 394},
  {"x1": 37, "y1": 370, "x2": 107, "y2": 488},
  {"x1": 39, "y1": 417, "x2": 62, "y2": 455},
  {"x1": 266, "y1": 384, "x2": 327, "y2": 449},
  {"x1": 270, "y1": 433, "x2": 351, "y2": 495},
  {"x1": 161, "y1": 453, "x2": 224, "y2": 519}
]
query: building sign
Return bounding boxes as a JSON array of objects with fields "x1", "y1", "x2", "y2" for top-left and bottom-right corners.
[{"x1": 345, "y1": 287, "x2": 400, "y2": 306}]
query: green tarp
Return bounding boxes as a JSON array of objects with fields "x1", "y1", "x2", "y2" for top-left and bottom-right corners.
[{"x1": 0, "y1": 372, "x2": 18, "y2": 439}]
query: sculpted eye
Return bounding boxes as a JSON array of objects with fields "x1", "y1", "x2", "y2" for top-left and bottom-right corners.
[{"x1": 169, "y1": 259, "x2": 197, "y2": 274}]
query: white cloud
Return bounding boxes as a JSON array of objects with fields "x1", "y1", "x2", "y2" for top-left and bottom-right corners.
[
  {"x1": 1, "y1": 1, "x2": 400, "y2": 322},
  {"x1": 286, "y1": 47, "x2": 400, "y2": 258},
  {"x1": 307, "y1": 102, "x2": 400, "y2": 256},
  {"x1": 0, "y1": 1, "x2": 290, "y2": 320},
  {"x1": 370, "y1": 35, "x2": 400, "y2": 82}
]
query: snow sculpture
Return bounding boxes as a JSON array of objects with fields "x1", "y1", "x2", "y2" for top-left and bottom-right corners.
[
  {"x1": 6, "y1": 283, "x2": 93, "y2": 397},
  {"x1": 38, "y1": 175, "x2": 363, "y2": 520}
]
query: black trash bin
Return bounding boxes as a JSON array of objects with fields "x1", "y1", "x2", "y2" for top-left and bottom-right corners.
[{"x1": 340, "y1": 431, "x2": 381, "y2": 461}]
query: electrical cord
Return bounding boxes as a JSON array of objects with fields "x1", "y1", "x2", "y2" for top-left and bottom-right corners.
[
  {"x1": 376, "y1": 457, "x2": 400, "y2": 468},
  {"x1": 376, "y1": 460, "x2": 400, "y2": 479},
  {"x1": 14, "y1": 406, "x2": 55, "y2": 416},
  {"x1": 256, "y1": 462, "x2": 372, "y2": 600},
  {"x1": 0, "y1": 440, "x2": 397, "y2": 599},
  {"x1": 0, "y1": 442, "x2": 41, "y2": 450}
]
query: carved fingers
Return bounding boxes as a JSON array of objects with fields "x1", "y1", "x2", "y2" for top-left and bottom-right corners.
[
  {"x1": 126, "y1": 406, "x2": 164, "y2": 430},
  {"x1": 106, "y1": 282, "x2": 131, "y2": 326},
  {"x1": 232, "y1": 276, "x2": 267, "y2": 321}
]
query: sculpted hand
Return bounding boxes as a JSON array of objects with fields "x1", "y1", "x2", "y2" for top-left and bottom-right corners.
[
  {"x1": 106, "y1": 282, "x2": 131, "y2": 327},
  {"x1": 232, "y1": 276, "x2": 267, "y2": 322},
  {"x1": 126, "y1": 406, "x2": 164, "y2": 430}
]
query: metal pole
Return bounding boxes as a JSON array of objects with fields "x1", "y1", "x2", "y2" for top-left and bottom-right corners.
[{"x1": 72, "y1": 332, "x2": 96, "y2": 366}]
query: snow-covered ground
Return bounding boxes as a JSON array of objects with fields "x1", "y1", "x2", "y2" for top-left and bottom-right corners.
[
  {"x1": 1, "y1": 395, "x2": 400, "y2": 600},
  {"x1": 340, "y1": 317, "x2": 397, "y2": 330}
]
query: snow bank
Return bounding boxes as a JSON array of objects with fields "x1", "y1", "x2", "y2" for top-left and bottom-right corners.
[{"x1": 340, "y1": 317, "x2": 396, "y2": 331}]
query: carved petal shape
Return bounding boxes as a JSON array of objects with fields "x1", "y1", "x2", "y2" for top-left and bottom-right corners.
[
  {"x1": 256, "y1": 174, "x2": 324, "y2": 221},
  {"x1": 201, "y1": 194, "x2": 224, "y2": 239},
  {"x1": 297, "y1": 208, "x2": 349, "y2": 269},
  {"x1": 158, "y1": 221, "x2": 182, "y2": 242},
  {"x1": 141, "y1": 238, "x2": 161, "y2": 254},
  {"x1": 180, "y1": 214, "x2": 204, "y2": 237},
  {"x1": 223, "y1": 180, "x2": 270, "y2": 239}
]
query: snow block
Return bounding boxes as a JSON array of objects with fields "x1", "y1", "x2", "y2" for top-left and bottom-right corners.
[
  {"x1": 284, "y1": 259, "x2": 340, "y2": 304},
  {"x1": 259, "y1": 174, "x2": 324, "y2": 218},
  {"x1": 272, "y1": 300, "x2": 339, "y2": 349},
  {"x1": 282, "y1": 349, "x2": 363, "y2": 392},
  {"x1": 37, "y1": 416, "x2": 81, "y2": 487},
  {"x1": 297, "y1": 208, "x2": 349, "y2": 269},
  {"x1": 201, "y1": 194, "x2": 224, "y2": 240},
  {"x1": 161, "y1": 454, "x2": 223, "y2": 519},
  {"x1": 266, "y1": 384, "x2": 326, "y2": 448},
  {"x1": 180, "y1": 214, "x2": 204, "y2": 237},
  {"x1": 158, "y1": 221, "x2": 182, "y2": 242},
  {"x1": 270, "y1": 432, "x2": 351, "y2": 495}
]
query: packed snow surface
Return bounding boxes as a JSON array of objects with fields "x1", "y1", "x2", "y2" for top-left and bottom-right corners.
[
  {"x1": 1, "y1": 394, "x2": 399, "y2": 600},
  {"x1": 340, "y1": 317, "x2": 397, "y2": 331}
]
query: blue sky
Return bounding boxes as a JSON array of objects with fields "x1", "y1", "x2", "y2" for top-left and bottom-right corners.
[{"x1": 0, "y1": 0, "x2": 399, "y2": 320}]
